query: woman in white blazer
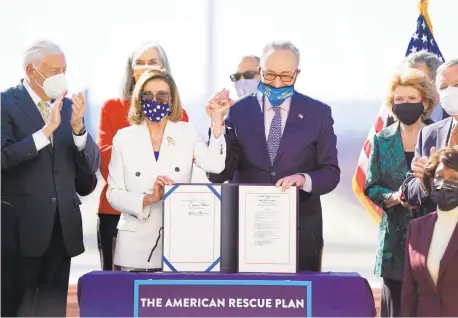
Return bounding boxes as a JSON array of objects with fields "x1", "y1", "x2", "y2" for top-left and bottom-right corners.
[{"x1": 107, "y1": 69, "x2": 229, "y2": 271}]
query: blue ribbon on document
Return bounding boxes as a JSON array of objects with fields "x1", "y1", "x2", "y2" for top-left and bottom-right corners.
[{"x1": 162, "y1": 184, "x2": 222, "y2": 272}]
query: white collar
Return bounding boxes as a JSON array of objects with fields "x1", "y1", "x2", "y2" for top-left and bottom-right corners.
[{"x1": 23, "y1": 78, "x2": 49, "y2": 106}]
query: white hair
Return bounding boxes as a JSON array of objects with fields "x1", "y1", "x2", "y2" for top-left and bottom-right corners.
[
  {"x1": 23, "y1": 40, "x2": 64, "y2": 69},
  {"x1": 435, "y1": 58, "x2": 458, "y2": 89},
  {"x1": 261, "y1": 40, "x2": 300, "y2": 66}
]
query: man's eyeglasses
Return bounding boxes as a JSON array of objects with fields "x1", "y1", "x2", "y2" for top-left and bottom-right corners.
[
  {"x1": 262, "y1": 70, "x2": 297, "y2": 83},
  {"x1": 230, "y1": 71, "x2": 259, "y2": 82},
  {"x1": 141, "y1": 91, "x2": 171, "y2": 104}
]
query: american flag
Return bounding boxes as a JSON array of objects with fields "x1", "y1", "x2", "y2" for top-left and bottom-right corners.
[{"x1": 352, "y1": 7, "x2": 444, "y2": 224}]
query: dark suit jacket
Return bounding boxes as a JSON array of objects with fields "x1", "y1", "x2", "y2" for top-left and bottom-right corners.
[
  {"x1": 1, "y1": 200, "x2": 21, "y2": 317},
  {"x1": 208, "y1": 92, "x2": 340, "y2": 267},
  {"x1": 364, "y1": 122, "x2": 413, "y2": 280},
  {"x1": 401, "y1": 213, "x2": 458, "y2": 317},
  {"x1": 1, "y1": 81, "x2": 100, "y2": 258},
  {"x1": 401, "y1": 117, "x2": 453, "y2": 217},
  {"x1": 75, "y1": 162, "x2": 98, "y2": 196}
]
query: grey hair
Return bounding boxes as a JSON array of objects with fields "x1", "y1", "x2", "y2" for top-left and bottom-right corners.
[
  {"x1": 121, "y1": 41, "x2": 172, "y2": 101},
  {"x1": 403, "y1": 51, "x2": 442, "y2": 80},
  {"x1": 436, "y1": 58, "x2": 458, "y2": 77},
  {"x1": 23, "y1": 40, "x2": 64, "y2": 69},
  {"x1": 261, "y1": 40, "x2": 300, "y2": 66},
  {"x1": 241, "y1": 55, "x2": 260, "y2": 65}
]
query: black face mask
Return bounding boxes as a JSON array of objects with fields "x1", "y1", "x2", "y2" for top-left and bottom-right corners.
[
  {"x1": 392, "y1": 102, "x2": 424, "y2": 125},
  {"x1": 431, "y1": 180, "x2": 458, "y2": 211}
]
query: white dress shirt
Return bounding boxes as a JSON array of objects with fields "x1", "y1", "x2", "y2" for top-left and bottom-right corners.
[
  {"x1": 23, "y1": 79, "x2": 87, "y2": 151},
  {"x1": 427, "y1": 207, "x2": 458, "y2": 285},
  {"x1": 256, "y1": 92, "x2": 312, "y2": 192}
]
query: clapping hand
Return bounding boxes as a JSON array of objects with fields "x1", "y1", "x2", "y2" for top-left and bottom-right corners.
[
  {"x1": 412, "y1": 146, "x2": 436, "y2": 190},
  {"x1": 43, "y1": 93, "x2": 66, "y2": 137},
  {"x1": 70, "y1": 92, "x2": 86, "y2": 133}
]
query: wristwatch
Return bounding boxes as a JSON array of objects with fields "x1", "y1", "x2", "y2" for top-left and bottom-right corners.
[{"x1": 73, "y1": 125, "x2": 86, "y2": 136}]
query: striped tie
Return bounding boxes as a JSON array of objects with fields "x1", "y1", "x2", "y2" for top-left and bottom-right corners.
[{"x1": 38, "y1": 100, "x2": 53, "y2": 146}]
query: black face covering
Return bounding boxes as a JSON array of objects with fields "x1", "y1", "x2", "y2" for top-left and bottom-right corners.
[
  {"x1": 392, "y1": 102, "x2": 424, "y2": 125},
  {"x1": 431, "y1": 180, "x2": 458, "y2": 211}
]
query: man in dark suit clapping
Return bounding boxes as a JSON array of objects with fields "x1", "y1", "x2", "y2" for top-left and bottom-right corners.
[{"x1": 1, "y1": 40, "x2": 100, "y2": 317}]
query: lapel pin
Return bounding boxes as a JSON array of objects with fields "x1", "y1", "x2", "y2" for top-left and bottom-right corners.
[{"x1": 298, "y1": 114, "x2": 304, "y2": 119}]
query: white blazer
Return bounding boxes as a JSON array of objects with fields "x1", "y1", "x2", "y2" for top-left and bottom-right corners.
[{"x1": 107, "y1": 120, "x2": 226, "y2": 269}]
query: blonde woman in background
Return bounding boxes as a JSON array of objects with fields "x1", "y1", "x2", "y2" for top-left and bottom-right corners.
[{"x1": 365, "y1": 68, "x2": 436, "y2": 317}]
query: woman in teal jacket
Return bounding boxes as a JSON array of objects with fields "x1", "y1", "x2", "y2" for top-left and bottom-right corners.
[{"x1": 365, "y1": 68, "x2": 436, "y2": 317}]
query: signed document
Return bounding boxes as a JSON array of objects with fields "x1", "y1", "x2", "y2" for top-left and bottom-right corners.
[
  {"x1": 239, "y1": 185, "x2": 297, "y2": 273},
  {"x1": 163, "y1": 184, "x2": 221, "y2": 272}
]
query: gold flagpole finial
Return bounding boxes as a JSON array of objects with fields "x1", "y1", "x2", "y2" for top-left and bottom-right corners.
[{"x1": 418, "y1": 0, "x2": 434, "y2": 33}]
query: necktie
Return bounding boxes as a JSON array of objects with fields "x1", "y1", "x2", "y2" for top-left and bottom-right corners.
[
  {"x1": 38, "y1": 100, "x2": 53, "y2": 146},
  {"x1": 266, "y1": 107, "x2": 282, "y2": 165},
  {"x1": 38, "y1": 100, "x2": 49, "y2": 122},
  {"x1": 449, "y1": 124, "x2": 458, "y2": 148}
]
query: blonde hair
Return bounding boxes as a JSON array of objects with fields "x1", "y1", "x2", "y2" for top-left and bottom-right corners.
[
  {"x1": 385, "y1": 68, "x2": 436, "y2": 121},
  {"x1": 128, "y1": 69, "x2": 183, "y2": 125}
]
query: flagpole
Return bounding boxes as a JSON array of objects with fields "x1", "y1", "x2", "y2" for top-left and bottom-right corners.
[{"x1": 418, "y1": 0, "x2": 434, "y2": 33}]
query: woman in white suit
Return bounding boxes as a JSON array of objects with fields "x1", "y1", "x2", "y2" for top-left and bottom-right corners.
[{"x1": 107, "y1": 69, "x2": 229, "y2": 271}]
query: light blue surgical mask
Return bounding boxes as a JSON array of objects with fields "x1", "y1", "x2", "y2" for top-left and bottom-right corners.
[{"x1": 257, "y1": 81, "x2": 294, "y2": 107}]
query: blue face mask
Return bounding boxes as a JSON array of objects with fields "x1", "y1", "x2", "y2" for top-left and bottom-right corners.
[
  {"x1": 142, "y1": 100, "x2": 170, "y2": 123},
  {"x1": 257, "y1": 81, "x2": 294, "y2": 107}
]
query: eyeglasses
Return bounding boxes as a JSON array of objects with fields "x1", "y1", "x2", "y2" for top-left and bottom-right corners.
[
  {"x1": 229, "y1": 71, "x2": 259, "y2": 82},
  {"x1": 141, "y1": 91, "x2": 171, "y2": 104},
  {"x1": 261, "y1": 70, "x2": 297, "y2": 83}
]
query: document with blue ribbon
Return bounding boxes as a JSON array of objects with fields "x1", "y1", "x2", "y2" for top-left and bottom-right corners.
[{"x1": 162, "y1": 184, "x2": 222, "y2": 272}]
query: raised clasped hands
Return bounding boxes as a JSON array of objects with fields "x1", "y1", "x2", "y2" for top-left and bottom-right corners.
[{"x1": 205, "y1": 89, "x2": 234, "y2": 126}]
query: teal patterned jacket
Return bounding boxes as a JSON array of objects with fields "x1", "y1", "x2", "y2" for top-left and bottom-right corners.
[{"x1": 364, "y1": 122, "x2": 413, "y2": 281}]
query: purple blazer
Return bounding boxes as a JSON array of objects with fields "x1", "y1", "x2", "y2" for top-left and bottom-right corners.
[
  {"x1": 208, "y1": 92, "x2": 340, "y2": 270},
  {"x1": 402, "y1": 212, "x2": 458, "y2": 317}
]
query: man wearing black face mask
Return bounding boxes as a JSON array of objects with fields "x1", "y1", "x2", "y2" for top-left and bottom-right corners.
[
  {"x1": 402, "y1": 147, "x2": 458, "y2": 317},
  {"x1": 206, "y1": 40, "x2": 340, "y2": 272}
]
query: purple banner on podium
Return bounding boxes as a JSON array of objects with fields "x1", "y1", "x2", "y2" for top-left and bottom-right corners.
[{"x1": 134, "y1": 280, "x2": 312, "y2": 317}]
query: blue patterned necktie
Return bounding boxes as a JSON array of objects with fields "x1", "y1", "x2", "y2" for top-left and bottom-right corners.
[{"x1": 266, "y1": 107, "x2": 282, "y2": 165}]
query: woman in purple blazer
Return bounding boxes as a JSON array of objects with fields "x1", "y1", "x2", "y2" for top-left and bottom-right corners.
[{"x1": 402, "y1": 147, "x2": 458, "y2": 317}]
